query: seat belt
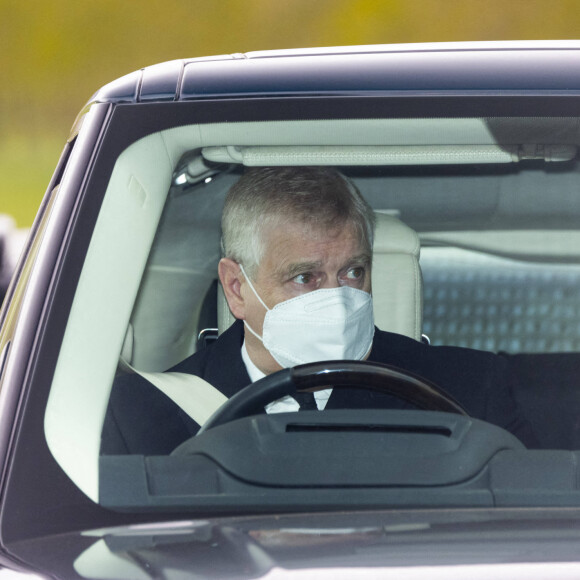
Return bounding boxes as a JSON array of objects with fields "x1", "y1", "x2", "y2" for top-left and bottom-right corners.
[
  {"x1": 119, "y1": 324, "x2": 227, "y2": 426},
  {"x1": 124, "y1": 361, "x2": 228, "y2": 427}
]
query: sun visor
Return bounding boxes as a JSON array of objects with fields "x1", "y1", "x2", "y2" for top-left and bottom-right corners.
[{"x1": 202, "y1": 144, "x2": 576, "y2": 166}]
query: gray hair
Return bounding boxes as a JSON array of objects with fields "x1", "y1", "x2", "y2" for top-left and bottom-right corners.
[{"x1": 221, "y1": 167, "x2": 375, "y2": 278}]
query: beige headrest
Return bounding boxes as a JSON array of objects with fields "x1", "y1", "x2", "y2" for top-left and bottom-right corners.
[
  {"x1": 373, "y1": 212, "x2": 421, "y2": 256},
  {"x1": 371, "y1": 212, "x2": 422, "y2": 341}
]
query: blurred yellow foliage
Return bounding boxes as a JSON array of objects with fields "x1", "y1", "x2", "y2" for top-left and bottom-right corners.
[{"x1": 1, "y1": 0, "x2": 579, "y2": 224}]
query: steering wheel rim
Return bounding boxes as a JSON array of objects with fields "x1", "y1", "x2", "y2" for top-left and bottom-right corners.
[{"x1": 198, "y1": 360, "x2": 468, "y2": 433}]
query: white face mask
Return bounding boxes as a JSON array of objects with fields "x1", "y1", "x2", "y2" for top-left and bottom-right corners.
[{"x1": 240, "y1": 264, "x2": 375, "y2": 368}]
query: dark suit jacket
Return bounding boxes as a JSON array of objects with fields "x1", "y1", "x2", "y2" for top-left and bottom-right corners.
[{"x1": 102, "y1": 320, "x2": 537, "y2": 454}]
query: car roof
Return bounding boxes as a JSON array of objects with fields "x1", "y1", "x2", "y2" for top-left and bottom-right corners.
[{"x1": 88, "y1": 40, "x2": 580, "y2": 106}]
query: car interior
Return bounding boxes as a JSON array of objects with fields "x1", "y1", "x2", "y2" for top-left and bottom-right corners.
[{"x1": 40, "y1": 116, "x2": 580, "y2": 509}]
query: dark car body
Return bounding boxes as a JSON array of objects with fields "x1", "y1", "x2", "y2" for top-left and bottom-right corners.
[{"x1": 4, "y1": 41, "x2": 580, "y2": 577}]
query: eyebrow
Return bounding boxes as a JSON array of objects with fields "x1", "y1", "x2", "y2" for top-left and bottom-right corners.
[
  {"x1": 351, "y1": 253, "x2": 373, "y2": 267},
  {"x1": 279, "y1": 261, "x2": 323, "y2": 281}
]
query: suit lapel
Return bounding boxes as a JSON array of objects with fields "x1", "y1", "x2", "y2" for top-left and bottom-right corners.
[{"x1": 203, "y1": 320, "x2": 252, "y2": 398}]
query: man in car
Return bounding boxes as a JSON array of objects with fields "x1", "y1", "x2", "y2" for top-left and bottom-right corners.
[{"x1": 102, "y1": 166, "x2": 537, "y2": 454}]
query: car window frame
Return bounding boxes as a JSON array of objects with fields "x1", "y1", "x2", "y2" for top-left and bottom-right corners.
[{"x1": 4, "y1": 92, "x2": 580, "y2": 544}]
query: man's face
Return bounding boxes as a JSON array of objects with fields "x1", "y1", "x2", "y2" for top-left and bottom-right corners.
[{"x1": 232, "y1": 218, "x2": 372, "y2": 374}]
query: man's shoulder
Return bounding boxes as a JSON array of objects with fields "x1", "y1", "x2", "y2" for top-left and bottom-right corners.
[
  {"x1": 166, "y1": 319, "x2": 250, "y2": 396},
  {"x1": 373, "y1": 327, "x2": 423, "y2": 350},
  {"x1": 373, "y1": 327, "x2": 499, "y2": 361},
  {"x1": 104, "y1": 320, "x2": 248, "y2": 454},
  {"x1": 371, "y1": 327, "x2": 503, "y2": 383},
  {"x1": 169, "y1": 319, "x2": 245, "y2": 375},
  {"x1": 371, "y1": 327, "x2": 425, "y2": 365},
  {"x1": 110, "y1": 319, "x2": 248, "y2": 410}
]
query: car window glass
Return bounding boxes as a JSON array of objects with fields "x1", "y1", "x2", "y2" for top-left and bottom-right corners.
[{"x1": 39, "y1": 116, "x2": 580, "y2": 509}]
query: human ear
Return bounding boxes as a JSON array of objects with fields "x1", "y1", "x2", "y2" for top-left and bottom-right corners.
[{"x1": 218, "y1": 258, "x2": 246, "y2": 320}]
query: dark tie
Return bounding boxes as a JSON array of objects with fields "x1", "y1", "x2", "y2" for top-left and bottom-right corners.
[{"x1": 294, "y1": 391, "x2": 318, "y2": 411}]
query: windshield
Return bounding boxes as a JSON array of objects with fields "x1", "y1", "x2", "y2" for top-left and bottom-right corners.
[{"x1": 41, "y1": 115, "x2": 580, "y2": 512}]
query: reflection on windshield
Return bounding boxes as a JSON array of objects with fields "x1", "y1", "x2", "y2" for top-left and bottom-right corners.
[{"x1": 38, "y1": 116, "x2": 580, "y2": 516}]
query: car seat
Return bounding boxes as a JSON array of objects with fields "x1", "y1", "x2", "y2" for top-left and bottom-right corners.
[{"x1": 117, "y1": 213, "x2": 424, "y2": 431}]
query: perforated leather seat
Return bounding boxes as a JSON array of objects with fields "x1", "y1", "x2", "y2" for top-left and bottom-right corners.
[{"x1": 218, "y1": 212, "x2": 423, "y2": 341}]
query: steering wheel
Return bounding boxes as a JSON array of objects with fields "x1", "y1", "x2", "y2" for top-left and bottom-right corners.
[{"x1": 198, "y1": 360, "x2": 468, "y2": 433}]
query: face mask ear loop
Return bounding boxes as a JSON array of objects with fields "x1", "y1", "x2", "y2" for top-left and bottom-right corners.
[
  {"x1": 243, "y1": 320, "x2": 264, "y2": 343},
  {"x1": 238, "y1": 263, "x2": 270, "y2": 312},
  {"x1": 238, "y1": 263, "x2": 269, "y2": 342}
]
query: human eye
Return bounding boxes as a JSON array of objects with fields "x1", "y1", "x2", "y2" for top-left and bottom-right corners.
[
  {"x1": 346, "y1": 266, "x2": 365, "y2": 280},
  {"x1": 292, "y1": 272, "x2": 315, "y2": 285},
  {"x1": 340, "y1": 266, "x2": 366, "y2": 287}
]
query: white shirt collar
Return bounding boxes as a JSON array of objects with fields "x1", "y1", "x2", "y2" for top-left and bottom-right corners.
[
  {"x1": 241, "y1": 340, "x2": 331, "y2": 412},
  {"x1": 241, "y1": 339, "x2": 266, "y2": 383}
]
